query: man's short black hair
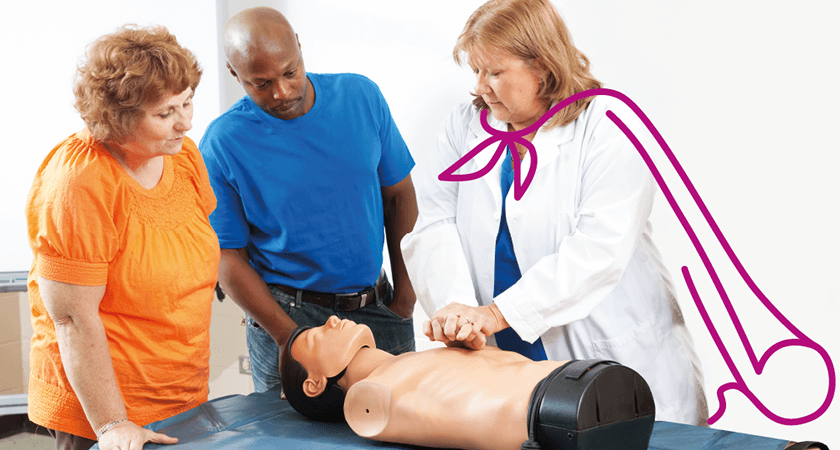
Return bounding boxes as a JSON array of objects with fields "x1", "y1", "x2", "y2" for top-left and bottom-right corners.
[{"x1": 280, "y1": 325, "x2": 347, "y2": 422}]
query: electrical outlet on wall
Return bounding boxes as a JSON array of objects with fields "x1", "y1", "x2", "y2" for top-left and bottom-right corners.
[{"x1": 239, "y1": 355, "x2": 251, "y2": 375}]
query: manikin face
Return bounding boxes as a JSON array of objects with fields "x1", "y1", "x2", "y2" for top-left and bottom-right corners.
[
  {"x1": 227, "y1": 34, "x2": 310, "y2": 121},
  {"x1": 292, "y1": 316, "x2": 376, "y2": 397},
  {"x1": 468, "y1": 45, "x2": 548, "y2": 131},
  {"x1": 121, "y1": 87, "x2": 194, "y2": 159}
]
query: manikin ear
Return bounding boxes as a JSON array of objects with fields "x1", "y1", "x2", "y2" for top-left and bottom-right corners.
[{"x1": 303, "y1": 375, "x2": 327, "y2": 398}]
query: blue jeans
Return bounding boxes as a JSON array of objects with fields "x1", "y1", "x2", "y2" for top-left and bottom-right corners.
[{"x1": 245, "y1": 281, "x2": 415, "y2": 393}]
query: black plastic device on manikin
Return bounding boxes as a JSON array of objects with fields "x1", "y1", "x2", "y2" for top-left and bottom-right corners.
[{"x1": 522, "y1": 359, "x2": 656, "y2": 450}]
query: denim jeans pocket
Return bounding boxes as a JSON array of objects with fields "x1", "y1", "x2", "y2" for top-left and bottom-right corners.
[
  {"x1": 346, "y1": 302, "x2": 415, "y2": 355},
  {"x1": 373, "y1": 301, "x2": 413, "y2": 322},
  {"x1": 267, "y1": 285, "x2": 301, "y2": 318}
]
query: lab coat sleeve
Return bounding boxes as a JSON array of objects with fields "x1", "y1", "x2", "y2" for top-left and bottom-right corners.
[
  {"x1": 400, "y1": 103, "x2": 480, "y2": 317},
  {"x1": 494, "y1": 100, "x2": 657, "y2": 342}
]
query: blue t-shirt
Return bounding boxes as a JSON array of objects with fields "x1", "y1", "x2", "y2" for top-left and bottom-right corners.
[{"x1": 200, "y1": 73, "x2": 414, "y2": 293}]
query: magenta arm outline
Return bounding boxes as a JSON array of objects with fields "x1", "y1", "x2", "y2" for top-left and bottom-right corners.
[{"x1": 438, "y1": 88, "x2": 835, "y2": 425}]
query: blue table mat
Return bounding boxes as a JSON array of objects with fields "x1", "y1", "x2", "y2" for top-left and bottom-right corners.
[{"x1": 91, "y1": 387, "x2": 791, "y2": 449}]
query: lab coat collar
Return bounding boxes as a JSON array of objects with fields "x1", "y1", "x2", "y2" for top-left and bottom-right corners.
[{"x1": 466, "y1": 108, "x2": 577, "y2": 194}]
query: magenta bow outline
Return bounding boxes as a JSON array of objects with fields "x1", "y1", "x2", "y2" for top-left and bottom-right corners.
[
  {"x1": 439, "y1": 87, "x2": 835, "y2": 426},
  {"x1": 438, "y1": 90, "x2": 624, "y2": 199},
  {"x1": 437, "y1": 107, "x2": 533, "y2": 200}
]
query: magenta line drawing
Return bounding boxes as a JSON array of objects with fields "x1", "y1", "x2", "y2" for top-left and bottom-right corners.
[
  {"x1": 438, "y1": 107, "x2": 537, "y2": 200},
  {"x1": 438, "y1": 88, "x2": 835, "y2": 425}
]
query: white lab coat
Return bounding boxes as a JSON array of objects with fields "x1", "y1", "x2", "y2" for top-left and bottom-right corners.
[{"x1": 401, "y1": 97, "x2": 708, "y2": 425}]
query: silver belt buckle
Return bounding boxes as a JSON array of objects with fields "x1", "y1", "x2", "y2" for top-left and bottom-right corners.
[{"x1": 357, "y1": 289, "x2": 375, "y2": 308}]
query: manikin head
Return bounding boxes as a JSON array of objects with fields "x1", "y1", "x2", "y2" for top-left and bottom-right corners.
[{"x1": 281, "y1": 316, "x2": 376, "y2": 421}]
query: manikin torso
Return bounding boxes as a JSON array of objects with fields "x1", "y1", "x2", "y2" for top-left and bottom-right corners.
[{"x1": 343, "y1": 346, "x2": 564, "y2": 450}]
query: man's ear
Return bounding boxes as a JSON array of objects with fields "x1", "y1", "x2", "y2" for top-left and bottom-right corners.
[
  {"x1": 225, "y1": 62, "x2": 240, "y2": 83},
  {"x1": 303, "y1": 375, "x2": 327, "y2": 398}
]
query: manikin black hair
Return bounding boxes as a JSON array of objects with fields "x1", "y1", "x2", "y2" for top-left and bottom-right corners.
[{"x1": 280, "y1": 325, "x2": 348, "y2": 422}]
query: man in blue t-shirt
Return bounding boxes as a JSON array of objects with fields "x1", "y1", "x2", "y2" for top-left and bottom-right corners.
[{"x1": 201, "y1": 6, "x2": 418, "y2": 392}]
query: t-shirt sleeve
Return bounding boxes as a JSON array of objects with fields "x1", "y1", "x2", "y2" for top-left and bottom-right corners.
[
  {"x1": 372, "y1": 82, "x2": 415, "y2": 187},
  {"x1": 27, "y1": 147, "x2": 119, "y2": 286},
  {"x1": 199, "y1": 133, "x2": 250, "y2": 249}
]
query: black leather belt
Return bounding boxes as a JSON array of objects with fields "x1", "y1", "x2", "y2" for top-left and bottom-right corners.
[{"x1": 275, "y1": 274, "x2": 389, "y2": 312}]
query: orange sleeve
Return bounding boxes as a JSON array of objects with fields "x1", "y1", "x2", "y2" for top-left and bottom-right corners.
[{"x1": 26, "y1": 137, "x2": 119, "y2": 286}]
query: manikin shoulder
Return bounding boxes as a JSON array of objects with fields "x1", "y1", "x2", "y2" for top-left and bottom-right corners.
[{"x1": 344, "y1": 380, "x2": 392, "y2": 438}]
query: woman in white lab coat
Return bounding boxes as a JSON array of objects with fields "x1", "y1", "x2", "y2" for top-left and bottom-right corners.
[{"x1": 401, "y1": 0, "x2": 707, "y2": 425}]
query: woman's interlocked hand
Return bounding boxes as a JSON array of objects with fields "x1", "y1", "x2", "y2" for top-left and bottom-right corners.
[{"x1": 423, "y1": 302, "x2": 509, "y2": 350}]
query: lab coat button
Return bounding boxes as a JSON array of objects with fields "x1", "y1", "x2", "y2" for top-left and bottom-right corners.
[{"x1": 493, "y1": 212, "x2": 500, "y2": 221}]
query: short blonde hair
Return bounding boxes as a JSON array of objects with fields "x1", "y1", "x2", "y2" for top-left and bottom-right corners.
[
  {"x1": 454, "y1": 0, "x2": 601, "y2": 129},
  {"x1": 73, "y1": 25, "x2": 202, "y2": 142}
]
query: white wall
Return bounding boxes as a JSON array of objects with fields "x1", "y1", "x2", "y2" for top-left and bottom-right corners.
[
  {"x1": 0, "y1": 0, "x2": 221, "y2": 272},
  {"x1": 277, "y1": 1, "x2": 838, "y2": 446},
  {"x1": 3, "y1": 0, "x2": 837, "y2": 447}
]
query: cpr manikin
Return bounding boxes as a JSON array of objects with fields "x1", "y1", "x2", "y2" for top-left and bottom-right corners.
[{"x1": 281, "y1": 316, "x2": 655, "y2": 450}]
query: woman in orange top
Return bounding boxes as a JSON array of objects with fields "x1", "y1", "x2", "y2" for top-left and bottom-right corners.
[{"x1": 25, "y1": 25, "x2": 220, "y2": 450}]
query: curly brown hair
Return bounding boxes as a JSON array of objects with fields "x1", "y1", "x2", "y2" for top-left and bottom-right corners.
[
  {"x1": 73, "y1": 25, "x2": 202, "y2": 142},
  {"x1": 454, "y1": 0, "x2": 601, "y2": 129}
]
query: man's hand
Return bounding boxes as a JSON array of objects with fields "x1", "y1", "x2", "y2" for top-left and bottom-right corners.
[
  {"x1": 387, "y1": 291, "x2": 416, "y2": 319},
  {"x1": 275, "y1": 326, "x2": 296, "y2": 398}
]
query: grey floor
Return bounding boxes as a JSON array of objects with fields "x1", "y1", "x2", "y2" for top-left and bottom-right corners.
[{"x1": 0, "y1": 432, "x2": 53, "y2": 449}]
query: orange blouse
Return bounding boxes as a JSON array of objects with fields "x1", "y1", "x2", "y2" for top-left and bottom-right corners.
[{"x1": 25, "y1": 129, "x2": 220, "y2": 439}]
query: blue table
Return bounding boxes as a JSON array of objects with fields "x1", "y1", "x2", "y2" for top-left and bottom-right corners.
[{"x1": 92, "y1": 387, "x2": 797, "y2": 449}]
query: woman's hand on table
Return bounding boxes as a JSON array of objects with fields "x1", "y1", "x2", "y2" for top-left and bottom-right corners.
[
  {"x1": 97, "y1": 420, "x2": 178, "y2": 449},
  {"x1": 423, "y1": 302, "x2": 509, "y2": 350}
]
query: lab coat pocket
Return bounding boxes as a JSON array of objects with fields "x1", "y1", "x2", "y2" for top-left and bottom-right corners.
[{"x1": 589, "y1": 319, "x2": 660, "y2": 368}]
